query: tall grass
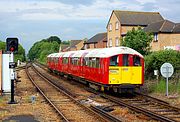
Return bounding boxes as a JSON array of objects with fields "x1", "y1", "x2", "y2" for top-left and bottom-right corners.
[{"x1": 150, "y1": 80, "x2": 180, "y2": 94}]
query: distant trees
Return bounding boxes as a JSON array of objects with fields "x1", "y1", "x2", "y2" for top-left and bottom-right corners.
[
  {"x1": 0, "y1": 41, "x2": 26, "y2": 62},
  {"x1": 122, "y1": 27, "x2": 153, "y2": 55},
  {"x1": 28, "y1": 36, "x2": 61, "y2": 63},
  {"x1": 47, "y1": 36, "x2": 61, "y2": 44}
]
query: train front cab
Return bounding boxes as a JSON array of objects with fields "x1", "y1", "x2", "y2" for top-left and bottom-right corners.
[{"x1": 108, "y1": 54, "x2": 144, "y2": 92}]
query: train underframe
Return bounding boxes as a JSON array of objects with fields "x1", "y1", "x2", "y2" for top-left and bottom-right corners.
[{"x1": 49, "y1": 69, "x2": 141, "y2": 94}]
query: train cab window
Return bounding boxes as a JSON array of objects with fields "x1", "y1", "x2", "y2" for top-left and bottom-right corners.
[
  {"x1": 109, "y1": 55, "x2": 119, "y2": 66},
  {"x1": 133, "y1": 56, "x2": 141, "y2": 66},
  {"x1": 123, "y1": 54, "x2": 129, "y2": 66}
]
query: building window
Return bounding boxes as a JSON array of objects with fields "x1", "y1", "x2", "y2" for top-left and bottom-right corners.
[
  {"x1": 154, "y1": 33, "x2": 158, "y2": 42},
  {"x1": 115, "y1": 22, "x2": 119, "y2": 30},
  {"x1": 109, "y1": 38, "x2": 112, "y2": 47},
  {"x1": 87, "y1": 44, "x2": 90, "y2": 49},
  {"x1": 106, "y1": 42, "x2": 108, "y2": 47},
  {"x1": 94, "y1": 43, "x2": 96, "y2": 48},
  {"x1": 109, "y1": 23, "x2": 112, "y2": 31},
  {"x1": 115, "y1": 37, "x2": 119, "y2": 46}
]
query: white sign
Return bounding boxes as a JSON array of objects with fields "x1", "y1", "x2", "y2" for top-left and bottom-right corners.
[
  {"x1": 160, "y1": 63, "x2": 174, "y2": 78},
  {"x1": 160, "y1": 63, "x2": 174, "y2": 96}
]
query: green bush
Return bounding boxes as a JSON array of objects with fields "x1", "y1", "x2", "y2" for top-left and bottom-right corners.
[{"x1": 145, "y1": 50, "x2": 180, "y2": 79}]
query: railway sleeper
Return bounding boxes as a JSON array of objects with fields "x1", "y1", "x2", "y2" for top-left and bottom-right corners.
[{"x1": 151, "y1": 109, "x2": 175, "y2": 113}]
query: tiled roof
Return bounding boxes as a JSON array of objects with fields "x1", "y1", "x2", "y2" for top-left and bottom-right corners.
[
  {"x1": 144, "y1": 20, "x2": 180, "y2": 33},
  {"x1": 70, "y1": 40, "x2": 83, "y2": 48},
  {"x1": 113, "y1": 10, "x2": 164, "y2": 26},
  {"x1": 61, "y1": 45, "x2": 69, "y2": 50},
  {"x1": 85, "y1": 32, "x2": 107, "y2": 44},
  {"x1": 173, "y1": 24, "x2": 180, "y2": 33}
]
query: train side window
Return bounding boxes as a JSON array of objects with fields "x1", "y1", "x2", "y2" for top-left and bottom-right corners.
[
  {"x1": 123, "y1": 54, "x2": 129, "y2": 66},
  {"x1": 92, "y1": 58, "x2": 96, "y2": 68},
  {"x1": 109, "y1": 55, "x2": 118, "y2": 66},
  {"x1": 88, "y1": 58, "x2": 93, "y2": 67},
  {"x1": 133, "y1": 56, "x2": 141, "y2": 66},
  {"x1": 63, "y1": 57, "x2": 68, "y2": 64},
  {"x1": 83, "y1": 57, "x2": 88, "y2": 66},
  {"x1": 96, "y1": 58, "x2": 100, "y2": 68}
]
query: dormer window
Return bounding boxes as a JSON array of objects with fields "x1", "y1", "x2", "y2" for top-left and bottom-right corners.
[
  {"x1": 109, "y1": 23, "x2": 112, "y2": 31},
  {"x1": 154, "y1": 33, "x2": 158, "y2": 42},
  {"x1": 115, "y1": 22, "x2": 119, "y2": 30}
]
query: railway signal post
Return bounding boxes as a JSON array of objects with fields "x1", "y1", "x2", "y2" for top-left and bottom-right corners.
[{"x1": 6, "y1": 37, "x2": 18, "y2": 104}]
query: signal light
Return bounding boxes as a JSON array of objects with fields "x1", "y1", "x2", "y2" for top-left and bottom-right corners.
[{"x1": 6, "y1": 38, "x2": 18, "y2": 53}]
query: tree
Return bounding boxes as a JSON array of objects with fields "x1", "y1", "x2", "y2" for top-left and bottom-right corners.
[
  {"x1": 47, "y1": 36, "x2": 61, "y2": 44},
  {"x1": 122, "y1": 27, "x2": 153, "y2": 55},
  {"x1": 28, "y1": 37, "x2": 60, "y2": 63}
]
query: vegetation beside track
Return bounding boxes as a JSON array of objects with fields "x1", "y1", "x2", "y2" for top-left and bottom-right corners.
[
  {"x1": 148, "y1": 79, "x2": 180, "y2": 94},
  {"x1": 144, "y1": 50, "x2": 180, "y2": 94},
  {"x1": 28, "y1": 36, "x2": 61, "y2": 63}
]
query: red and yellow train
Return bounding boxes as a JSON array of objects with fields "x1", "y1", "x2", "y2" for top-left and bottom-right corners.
[{"x1": 47, "y1": 46, "x2": 144, "y2": 93}]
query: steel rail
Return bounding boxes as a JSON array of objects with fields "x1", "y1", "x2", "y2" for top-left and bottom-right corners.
[
  {"x1": 35, "y1": 62, "x2": 180, "y2": 122},
  {"x1": 31, "y1": 63, "x2": 120, "y2": 122},
  {"x1": 25, "y1": 64, "x2": 70, "y2": 122},
  {"x1": 88, "y1": 89, "x2": 179, "y2": 122},
  {"x1": 102, "y1": 94, "x2": 177, "y2": 122},
  {"x1": 90, "y1": 106, "x2": 123, "y2": 122},
  {"x1": 135, "y1": 92, "x2": 180, "y2": 111}
]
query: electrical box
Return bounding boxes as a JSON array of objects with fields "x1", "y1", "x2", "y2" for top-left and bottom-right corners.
[{"x1": 2, "y1": 54, "x2": 11, "y2": 93}]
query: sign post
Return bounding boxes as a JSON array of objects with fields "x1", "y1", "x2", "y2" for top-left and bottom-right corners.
[{"x1": 160, "y1": 63, "x2": 174, "y2": 96}]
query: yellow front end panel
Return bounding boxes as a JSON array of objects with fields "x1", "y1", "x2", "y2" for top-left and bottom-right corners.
[{"x1": 109, "y1": 66, "x2": 142, "y2": 85}]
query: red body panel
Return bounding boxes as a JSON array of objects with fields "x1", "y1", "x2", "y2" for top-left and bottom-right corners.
[{"x1": 47, "y1": 52, "x2": 144, "y2": 86}]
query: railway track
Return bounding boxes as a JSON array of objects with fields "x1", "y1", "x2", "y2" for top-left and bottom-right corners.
[
  {"x1": 34, "y1": 62, "x2": 180, "y2": 122},
  {"x1": 87, "y1": 88, "x2": 180, "y2": 122},
  {"x1": 26, "y1": 63, "x2": 122, "y2": 122}
]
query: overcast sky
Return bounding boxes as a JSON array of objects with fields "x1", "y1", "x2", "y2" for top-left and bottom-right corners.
[{"x1": 0, "y1": 0, "x2": 180, "y2": 52}]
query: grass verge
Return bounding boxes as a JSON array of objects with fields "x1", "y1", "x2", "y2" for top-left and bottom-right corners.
[{"x1": 149, "y1": 79, "x2": 180, "y2": 94}]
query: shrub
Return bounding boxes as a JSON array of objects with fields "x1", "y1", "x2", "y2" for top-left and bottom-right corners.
[{"x1": 145, "y1": 50, "x2": 180, "y2": 80}]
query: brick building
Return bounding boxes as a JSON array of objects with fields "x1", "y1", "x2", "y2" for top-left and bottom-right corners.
[
  {"x1": 106, "y1": 10, "x2": 164, "y2": 47},
  {"x1": 144, "y1": 20, "x2": 180, "y2": 51},
  {"x1": 60, "y1": 40, "x2": 84, "y2": 52},
  {"x1": 84, "y1": 32, "x2": 107, "y2": 49}
]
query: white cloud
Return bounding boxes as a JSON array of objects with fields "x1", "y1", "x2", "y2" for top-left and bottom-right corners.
[
  {"x1": 136, "y1": 0, "x2": 157, "y2": 4},
  {"x1": 0, "y1": 0, "x2": 142, "y2": 21}
]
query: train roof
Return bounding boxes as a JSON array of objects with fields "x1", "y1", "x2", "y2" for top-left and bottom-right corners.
[
  {"x1": 85, "y1": 47, "x2": 143, "y2": 58},
  {"x1": 47, "y1": 47, "x2": 143, "y2": 58}
]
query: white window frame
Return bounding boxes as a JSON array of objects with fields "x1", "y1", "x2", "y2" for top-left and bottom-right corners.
[
  {"x1": 109, "y1": 23, "x2": 112, "y2": 31},
  {"x1": 154, "y1": 33, "x2": 158, "y2": 42},
  {"x1": 109, "y1": 38, "x2": 112, "y2": 47},
  {"x1": 115, "y1": 22, "x2": 119, "y2": 30},
  {"x1": 115, "y1": 37, "x2": 119, "y2": 46}
]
